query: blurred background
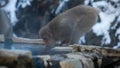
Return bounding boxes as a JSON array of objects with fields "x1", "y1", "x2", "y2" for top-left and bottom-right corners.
[{"x1": 0, "y1": 0, "x2": 120, "y2": 48}]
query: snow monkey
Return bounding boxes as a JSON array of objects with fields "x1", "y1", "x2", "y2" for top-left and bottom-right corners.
[
  {"x1": 0, "y1": 9, "x2": 13, "y2": 48},
  {"x1": 39, "y1": 5, "x2": 100, "y2": 46}
]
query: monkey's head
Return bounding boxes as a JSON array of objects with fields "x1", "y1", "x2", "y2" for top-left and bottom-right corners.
[{"x1": 39, "y1": 26, "x2": 56, "y2": 46}]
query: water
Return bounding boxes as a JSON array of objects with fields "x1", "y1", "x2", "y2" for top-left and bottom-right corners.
[
  {"x1": 0, "y1": 43, "x2": 46, "y2": 55},
  {"x1": 0, "y1": 43, "x2": 71, "y2": 55},
  {"x1": 0, "y1": 43, "x2": 72, "y2": 68}
]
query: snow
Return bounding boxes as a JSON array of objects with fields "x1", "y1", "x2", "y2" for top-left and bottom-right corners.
[
  {"x1": 92, "y1": 12, "x2": 117, "y2": 45},
  {"x1": 1, "y1": 0, "x2": 18, "y2": 26},
  {"x1": 55, "y1": 0, "x2": 69, "y2": 14},
  {"x1": 79, "y1": 36, "x2": 86, "y2": 44},
  {"x1": 113, "y1": 42, "x2": 120, "y2": 49},
  {"x1": 118, "y1": 16, "x2": 120, "y2": 22},
  {"x1": 111, "y1": 0, "x2": 119, "y2": 2},
  {"x1": 0, "y1": 0, "x2": 6, "y2": 6},
  {"x1": 17, "y1": 0, "x2": 33, "y2": 8},
  {"x1": 111, "y1": 21, "x2": 119, "y2": 29},
  {"x1": 111, "y1": 16, "x2": 120, "y2": 29},
  {"x1": 84, "y1": 0, "x2": 90, "y2": 5},
  {"x1": 35, "y1": 55, "x2": 51, "y2": 66},
  {"x1": 1, "y1": 0, "x2": 33, "y2": 26},
  {"x1": 92, "y1": 12, "x2": 115, "y2": 36},
  {"x1": 84, "y1": 0, "x2": 94, "y2": 5},
  {"x1": 101, "y1": 32, "x2": 111, "y2": 45},
  {"x1": 79, "y1": 0, "x2": 120, "y2": 46},
  {"x1": 114, "y1": 27, "x2": 120, "y2": 48},
  {"x1": 115, "y1": 27, "x2": 120, "y2": 37},
  {"x1": 91, "y1": 0, "x2": 120, "y2": 46},
  {"x1": 92, "y1": 1, "x2": 108, "y2": 8}
]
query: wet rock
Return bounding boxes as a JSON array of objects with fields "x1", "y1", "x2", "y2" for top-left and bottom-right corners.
[{"x1": 0, "y1": 49, "x2": 33, "y2": 68}]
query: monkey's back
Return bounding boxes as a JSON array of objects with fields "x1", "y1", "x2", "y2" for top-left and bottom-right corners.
[
  {"x1": 39, "y1": 5, "x2": 99, "y2": 45},
  {"x1": 48, "y1": 5, "x2": 99, "y2": 40}
]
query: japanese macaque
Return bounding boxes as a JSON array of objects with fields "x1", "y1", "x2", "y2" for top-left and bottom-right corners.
[
  {"x1": 0, "y1": 9, "x2": 13, "y2": 48},
  {"x1": 39, "y1": 5, "x2": 100, "y2": 46}
]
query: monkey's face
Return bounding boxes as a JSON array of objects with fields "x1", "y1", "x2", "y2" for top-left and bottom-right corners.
[{"x1": 39, "y1": 26, "x2": 56, "y2": 46}]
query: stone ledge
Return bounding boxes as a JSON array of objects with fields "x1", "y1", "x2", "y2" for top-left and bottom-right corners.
[
  {"x1": 0, "y1": 43, "x2": 120, "y2": 68},
  {"x1": 0, "y1": 34, "x2": 44, "y2": 44},
  {"x1": 33, "y1": 44, "x2": 120, "y2": 68},
  {"x1": 0, "y1": 49, "x2": 33, "y2": 68}
]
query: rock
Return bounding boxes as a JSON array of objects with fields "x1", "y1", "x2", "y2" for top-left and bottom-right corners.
[
  {"x1": 0, "y1": 49, "x2": 33, "y2": 68},
  {"x1": 33, "y1": 52, "x2": 101, "y2": 68}
]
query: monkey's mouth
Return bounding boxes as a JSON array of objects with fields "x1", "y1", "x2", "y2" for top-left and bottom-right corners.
[{"x1": 44, "y1": 40, "x2": 49, "y2": 45}]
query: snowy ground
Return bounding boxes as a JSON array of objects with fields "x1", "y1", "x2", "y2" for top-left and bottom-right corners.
[{"x1": 80, "y1": 0, "x2": 120, "y2": 48}]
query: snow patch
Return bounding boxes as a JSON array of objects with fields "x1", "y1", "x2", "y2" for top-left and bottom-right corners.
[
  {"x1": 55, "y1": 0, "x2": 69, "y2": 14},
  {"x1": 92, "y1": 12, "x2": 116, "y2": 45},
  {"x1": 101, "y1": 32, "x2": 111, "y2": 45},
  {"x1": 79, "y1": 36, "x2": 86, "y2": 44},
  {"x1": 92, "y1": 1, "x2": 108, "y2": 8},
  {"x1": 92, "y1": 12, "x2": 116, "y2": 35},
  {"x1": 115, "y1": 27, "x2": 120, "y2": 37},
  {"x1": 118, "y1": 16, "x2": 120, "y2": 22},
  {"x1": 2, "y1": 0, "x2": 18, "y2": 26},
  {"x1": 113, "y1": 42, "x2": 120, "y2": 49},
  {"x1": 0, "y1": 0, "x2": 6, "y2": 6},
  {"x1": 17, "y1": 0, "x2": 33, "y2": 8},
  {"x1": 84, "y1": 0, "x2": 90, "y2": 5},
  {"x1": 84, "y1": 0, "x2": 94, "y2": 5}
]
